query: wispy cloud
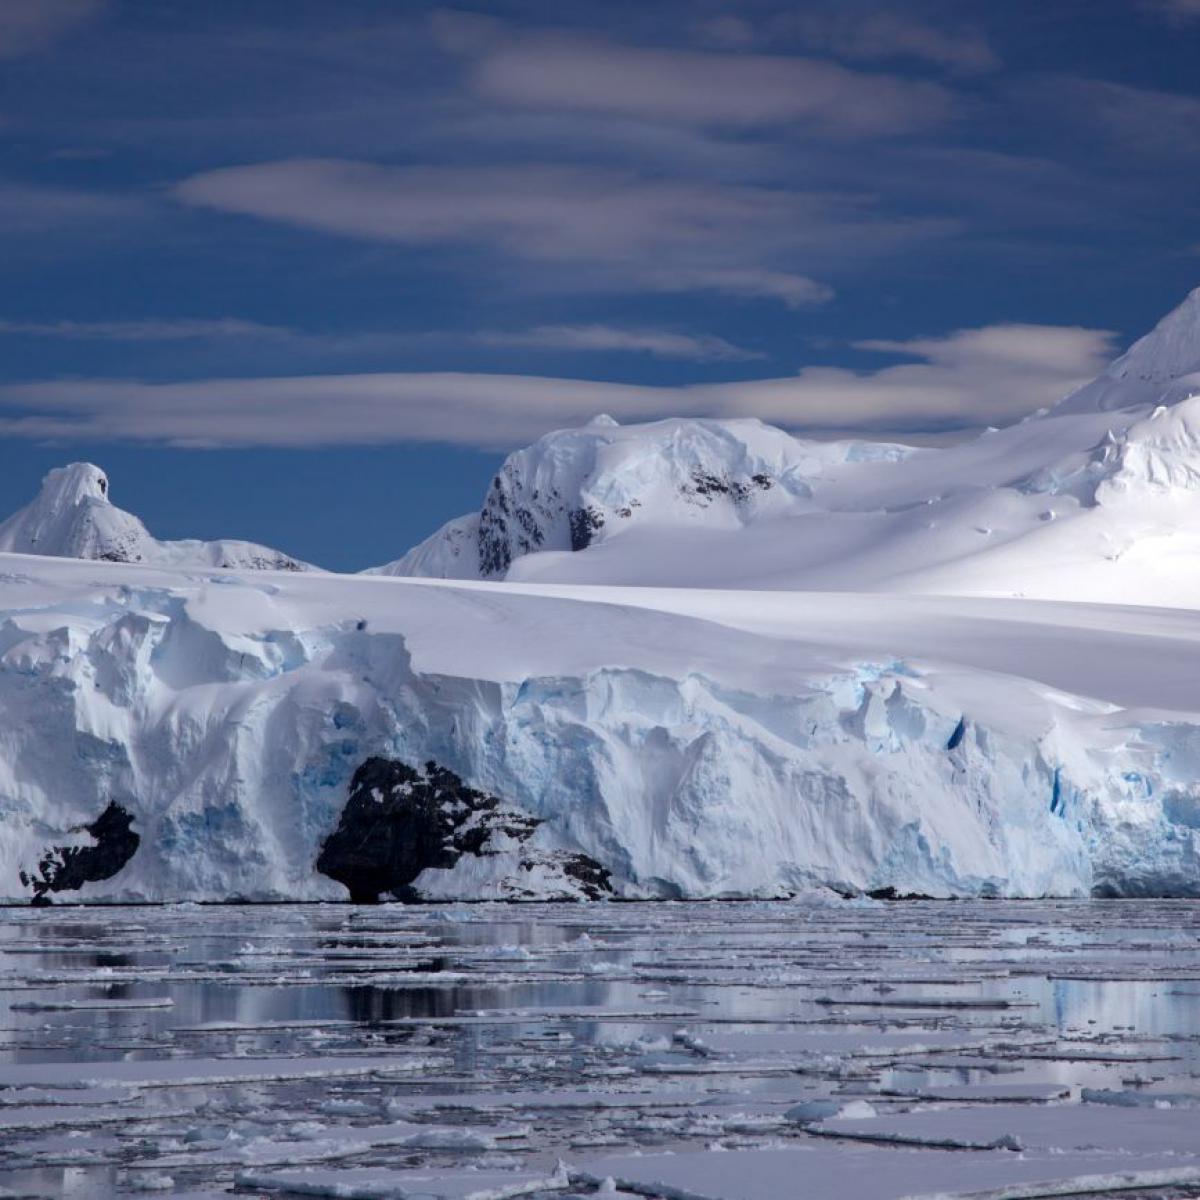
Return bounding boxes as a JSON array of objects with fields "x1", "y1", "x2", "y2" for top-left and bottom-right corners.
[
  {"x1": 430, "y1": 13, "x2": 954, "y2": 137},
  {"x1": 174, "y1": 159, "x2": 937, "y2": 305},
  {"x1": 1142, "y1": 0, "x2": 1200, "y2": 23},
  {"x1": 1020, "y1": 77, "x2": 1200, "y2": 159},
  {"x1": 0, "y1": 317, "x2": 294, "y2": 341},
  {"x1": 0, "y1": 316, "x2": 756, "y2": 362},
  {"x1": 777, "y1": 10, "x2": 999, "y2": 74},
  {"x1": 473, "y1": 325, "x2": 763, "y2": 361},
  {"x1": 0, "y1": 181, "x2": 135, "y2": 234},
  {"x1": 642, "y1": 269, "x2": 835, "y2": 309},
  {"x1": 0, "y1": 0, "x2": 103, "y2": 59},
  {"x1": 0, "y1": 323, "x2": 1115, "y2": 449}
]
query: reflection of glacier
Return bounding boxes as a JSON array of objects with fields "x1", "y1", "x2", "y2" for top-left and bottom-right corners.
[
  {"x1": 1, "y1": 559, "x2": 1200, "y2": 901},
  {"x1": 1049, "y1": 977, "x2": 1200, "y2": 1041}
]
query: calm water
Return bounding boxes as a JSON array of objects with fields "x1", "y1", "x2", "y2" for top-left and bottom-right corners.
[{"x1": 0, "y1": 899, "x2": 1198, "y2": 1198}]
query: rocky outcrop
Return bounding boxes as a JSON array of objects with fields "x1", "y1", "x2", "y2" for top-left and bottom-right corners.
[
  {"x1": 19, "y1": 802, "x2": 140, "y2": 904},
  {"x1": 316, "y1": 757, "x2": 613, "y2": 903}
]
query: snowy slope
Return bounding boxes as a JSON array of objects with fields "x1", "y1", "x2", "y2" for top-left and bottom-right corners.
[
  {"x1": 0, "y1": 463, "x2": 313, "y2": 572},
  {"x1": 6, "y1": 290, "x2": 1200, "y2": 903},
  {"x1": 1, "y1": 554, "x2": 1198, "y2": 903},
  {"x1": 379, "y1": 289, "x2": 1200, "y2": 607},
  {"x1": 372, "y1": 415, "x2": 914, "y2": 581}
]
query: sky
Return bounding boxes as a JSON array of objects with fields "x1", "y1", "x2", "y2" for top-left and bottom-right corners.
[{"x1": 0, "y1": 0, "x2": 1198, "y2": 570}]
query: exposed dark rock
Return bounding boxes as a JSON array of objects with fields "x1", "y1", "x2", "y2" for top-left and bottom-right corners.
[
  {"x1": 219, "y1": 553, "x2": 305, "y2": 572},
  {"x1": 558, "y1": 851, "x2": 614, "y2": 898},
  {"x1": 568, "y1": 505, "x2": 605, "y2": 551},
  {"x1": 682, "y1": 469, "x2": 775, "y2": 507},
  {"x1": 20, "y1": 802, "x2": 140, "y2": 903},
  {"x1": 477, "y1": 468, "x2": 560, "y2": 577},
  {"x1": 316, "y1": 757, "x2": 613, "y2": 903},
  {"x1": 866, "y1": 886, "x2": 936, "y2": 901}
]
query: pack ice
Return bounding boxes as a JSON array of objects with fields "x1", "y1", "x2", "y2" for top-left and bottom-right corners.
[{"x1": 4, "y1": 292, "x2": 1200, "y2": 901}]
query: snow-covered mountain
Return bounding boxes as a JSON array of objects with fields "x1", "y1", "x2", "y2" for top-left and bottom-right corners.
[
  {"x1": 378, "y1": 289, "x2": 1200, "y2": 608},
  {"x1": 371, "y1": 416, "x2": 914, "y2": 581},
  {"x1": 4, "y1": 291, "x2": 1200, "y2": 903},
  {"x1": 0, "y1": 462, "x2": 313, "y2": 572}
]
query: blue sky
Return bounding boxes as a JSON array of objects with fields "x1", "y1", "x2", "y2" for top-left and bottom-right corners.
[{"x1": 0, "y1": 0, "x2": 1198, "y2": 569}]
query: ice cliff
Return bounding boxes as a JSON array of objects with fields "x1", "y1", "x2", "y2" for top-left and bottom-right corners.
[{"x1": 0, "y1": 559, "x2": 1196, "y2": 903}]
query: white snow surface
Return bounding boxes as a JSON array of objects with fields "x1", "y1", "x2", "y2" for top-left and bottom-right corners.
[
  {"x1": 0, "y1": 462, "x2": 312, "y2": 572},
  {"x1": 377, "y1": 290, "x2": 1200, "y2": 609},
  {"x1": 6, "y1": 291, "x2": 1200, "y2": 900}
]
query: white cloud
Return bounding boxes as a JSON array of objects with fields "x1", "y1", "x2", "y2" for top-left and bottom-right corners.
[
  {"x1": 174, "y1": 159, "x2": 932, "y2": 306},
  {"x1": 431, "y1": 18, "x2": 953, "y2": 137},
  {"x1": 0, "y1": 317, "x2": 294, "y2": 341},
  {"x1": 0, "y1": 181, "x2": 134, "y2": 234},
  {"x1": 0, "y1": 322, "x2": 1115, "y2": 449},
  {"x1": 473, "y1": 325, "x2": 763, "y2": 361},
  {"x1": 1024, "y1": 77, "x2": 1200, "y2": 159},
  {"x1": 644, "y1": 269, "x2": 834, "y2": 309},
  {"x1": 779, "y1": 11, "x2": 998, "y2": 74},
  {"x1": 0, "y1": 0, "x2": 103, "y2": 59}
]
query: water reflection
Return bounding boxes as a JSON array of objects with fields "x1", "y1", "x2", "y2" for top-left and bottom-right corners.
[{"x1": 0, "y1": 900, "x2": 1198, "y2": 1198}]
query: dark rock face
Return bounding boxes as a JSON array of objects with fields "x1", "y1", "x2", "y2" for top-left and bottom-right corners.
[
  {"x1": 866, "y1": 886, "x2": 936, "y2": 901},
  {"x1": 568, "y1": 506, "x2": 605, "y2": 552},
  {"x1": 219, "y1": 553, "x2": 305, "y2": 572},
  {"x1": 478, "y1": 468, "x2": 563, "y2": 577},
  {"x1": 316, "y1": 757, "x2": 613, "y2": 903},
  {"x1": 682, "y1": 469, "x2": 774, "y2": 506},
  {"x1": 20, "y1": 802, "x2": 140, "y2": 904}
]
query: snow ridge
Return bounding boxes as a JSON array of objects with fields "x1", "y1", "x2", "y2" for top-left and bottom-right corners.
[{"x1": 1056, "y1": 286, "x2": 1200, "y2": 414}]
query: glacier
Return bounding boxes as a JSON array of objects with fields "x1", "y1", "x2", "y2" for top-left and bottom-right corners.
[
  {"x1": 0, "y1": 556, "x2": 1198, "y2": 902},
  {"x1": 5, "y1": 289, "x2": 1200, "y2": 901}
]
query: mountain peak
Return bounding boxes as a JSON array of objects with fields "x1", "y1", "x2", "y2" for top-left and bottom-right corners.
[
  {"x1": 38, "y1": 462, "x2": 111, "y2": 508},
  {"x1": 372, "y1": 415, "x2": 913, "y2": 581},
  {"x1": 1057, "y1": 286, "x2": 1200, "y2": 415},
  {"x1": 0, "y1": 463, "x2": 313, "y2": 572},
  {"x1": 1112, "y1": 286, "x2": 1200, "y2": 386}
]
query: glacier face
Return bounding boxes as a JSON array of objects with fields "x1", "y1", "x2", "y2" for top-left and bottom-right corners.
[
  {"x1": 0, "y1": 557, "x2": 1197, "y2": 903},
  {"x1": 0, "y1": 462, "x2": 314, "y2": 573}
]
